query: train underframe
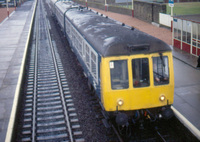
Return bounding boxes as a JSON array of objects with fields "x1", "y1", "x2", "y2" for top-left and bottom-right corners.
[{"x1": 102, "y1": 105, "x2": 174, "y2": 137}]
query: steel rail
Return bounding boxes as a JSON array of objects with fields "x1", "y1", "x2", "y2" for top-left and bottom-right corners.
[
  {"x1": 32, "y1": 1, "x2": 39, "y2": 141},
  {"x1": 15, "y1": 0, "x2": 83, "y2": 141},
  {"x1": 155, "y1": 129, "x2": 166, "y2": 142},
  {"x1": 41, "y1": 0, "x2": 74, "y2": 141},
  {"x1": 111, "y1": 124, "x2": 124, "y2": 142}
]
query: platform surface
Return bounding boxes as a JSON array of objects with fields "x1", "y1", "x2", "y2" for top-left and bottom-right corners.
[{"x1": 0, "y1": 1, "x2": 36, "y2": 141}]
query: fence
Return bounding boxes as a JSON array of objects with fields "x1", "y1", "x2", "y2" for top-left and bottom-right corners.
[
  {"x1": 159, "y1": 13, "x2": 173, "y2": 27},
  {"x1": 73, "y1": 0, "x2": 134, "y2": 16}
]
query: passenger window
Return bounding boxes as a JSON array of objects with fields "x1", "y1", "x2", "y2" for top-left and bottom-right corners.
[
  {"x1": 153, "y1": 56, "x2": 169, "y2": 85},
  {"x1": 132, "y1": 58, "x2": 150, "y2": 88},
  {"x1": 110, "y1": 60, "x2": 129, "y2": 90}
]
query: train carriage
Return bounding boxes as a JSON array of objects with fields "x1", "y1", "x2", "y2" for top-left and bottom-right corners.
[
  {"x1": 50, "y1": 0, "x2": 174, "y2": 125},
  {"x1": 49, "y1": 0, "x2": 57, "y2": 14}
]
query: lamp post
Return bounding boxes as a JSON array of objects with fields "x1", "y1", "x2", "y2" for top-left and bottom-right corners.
[
  {"x1": 171, "y1": 6, "x2": 173, "y2": 17},
  {"x1": 168, "y1": 0, "x2": 174, "y2": 17},
  {"x1": 14, "y1": 0, "x2": 16, "y2": 10},
  {"x1": 105, "y1": 0, "x2": 107, "y2": 11},
  {"x1": 132, "y1": 0, "x2": 134, "y2": 17},
  {"x1": 6, "y1": 0, "x2": 9, "y2": 17}
]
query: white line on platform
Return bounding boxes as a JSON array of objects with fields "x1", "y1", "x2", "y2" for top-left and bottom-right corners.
[
  {"x1": 0, "y1": 11, "x2": 15, "y2": 26},
  {"x1": 171, "y1": 106, "x2": 200, "y2": 140}
]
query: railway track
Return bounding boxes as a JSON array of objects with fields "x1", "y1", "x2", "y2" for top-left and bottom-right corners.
[
  {"x1": 16, "y1": 0, "x2": 84, "y2": 141},
  {"x1": 112, "y1": 116, "x2": 199, "y2": 142}
]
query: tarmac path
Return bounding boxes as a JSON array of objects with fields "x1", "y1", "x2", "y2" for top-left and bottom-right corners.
[{"x1": 0, "y1": 8, "x2": 15, "y2": 23}]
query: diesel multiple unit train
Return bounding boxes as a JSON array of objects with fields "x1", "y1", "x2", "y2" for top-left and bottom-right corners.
[{"x1": 49, "y1": 0, "x2": 174, "y2": 126}]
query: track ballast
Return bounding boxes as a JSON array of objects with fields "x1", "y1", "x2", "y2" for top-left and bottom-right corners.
[{"x1": 16, "y1": 0, "x2": 84, "y2": 141}]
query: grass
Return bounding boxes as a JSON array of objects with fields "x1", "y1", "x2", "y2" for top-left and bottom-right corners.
[
  {"x1": 166, "y1": 2, "x2": 200, "y2": 15},
  {"x1": 115, "y1": 2, "x2": 200, "y2": 15},
  {"x1": 77, "y1": 0, "x2": 200, "y2": 15}
]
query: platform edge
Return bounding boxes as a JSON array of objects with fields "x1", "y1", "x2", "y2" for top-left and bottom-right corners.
[
  {"x1": 5, "y1": 0, "x2": 38, "y2": 142},
  {"x1": 171, "y1": 106, "x2": 200, "y2": 140}
]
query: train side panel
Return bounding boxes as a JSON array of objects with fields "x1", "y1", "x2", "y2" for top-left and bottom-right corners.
[
  {"x1": 52, "y1": 1, "x2": 102, "y2": 99},
  {"x1": 54, "y1": 3, "x2": 65, "y2": 29},
  {"x1": 63, "y1": 12, "x2": 102, "y2": 99},
  {"x1": 49, "y1": 0, "x2": 57, "y2": 14}
]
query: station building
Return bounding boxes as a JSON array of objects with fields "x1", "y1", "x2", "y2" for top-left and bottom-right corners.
[{"x1": 173, "y1": 15, "x2": 200, "y2": 57}]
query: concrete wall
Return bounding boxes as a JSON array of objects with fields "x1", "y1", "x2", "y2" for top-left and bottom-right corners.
[
  {"x1": 134, "y1": 1, "x2": 152, "y2": 23},
  {"x1": 74, "y1": 0, "x2": 105, "y2": 10},
  {"x1": 88, "y1": 0, "x2": 115, "y2": 4},
  {"x1": 88, "y1": 2, "x2": 105, "y2": 10},
  {"x1": 74, "y1": 0, "x2": 133, "y2": 16},
  {"x1": 153, "y1": 3, "x2": 166, "y2": 23},
  {"x1": 107, "y1": 5, "x2": 132, "y2": 16},
  {"x1": 134, "y1": 0, "x2": 166, "y2": 23}
]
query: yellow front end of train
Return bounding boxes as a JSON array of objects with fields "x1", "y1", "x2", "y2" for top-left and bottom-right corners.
[{"x1": 100, "y1": 52, "x2": 174, "y2": 112}]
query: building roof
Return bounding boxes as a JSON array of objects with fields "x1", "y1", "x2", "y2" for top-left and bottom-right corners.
[{"x1": 174, "y1": 14, "x2": 200, "y2": 23}]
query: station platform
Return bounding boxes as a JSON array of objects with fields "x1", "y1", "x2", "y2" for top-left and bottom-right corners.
[
  {"x1": 90, "y1": 8, "x2": 200, "y2": 140},
  {"x1": 0, "y1": 0, "x2": 36, "y2": 141}
]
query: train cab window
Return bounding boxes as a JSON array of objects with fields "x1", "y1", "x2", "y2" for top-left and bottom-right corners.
[
  {"x1": 153, "y1": 56, "x2": 169, "y2": 85},
  {"x1": 110, "y1": 60, "x2": 129, "y2": 90},
  {"x1": 132, "y1": 58, "x2": 150, "y2": 88}
]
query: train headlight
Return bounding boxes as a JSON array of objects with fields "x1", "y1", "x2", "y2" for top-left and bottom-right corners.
[
  {"x1": 117, "y1": 99, "x2": 124, "y2": 106},
  {"x1": 159, "y1": 95, "x2": 165, "y2": 102}
]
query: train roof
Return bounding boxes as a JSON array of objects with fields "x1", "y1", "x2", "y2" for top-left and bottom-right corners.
[
  {"x1": 63, "y1": 5, "x2": 171, "y2": 57},
  {"x1": 55, "y1": 1, "x2": 77, "y2": 13}
]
